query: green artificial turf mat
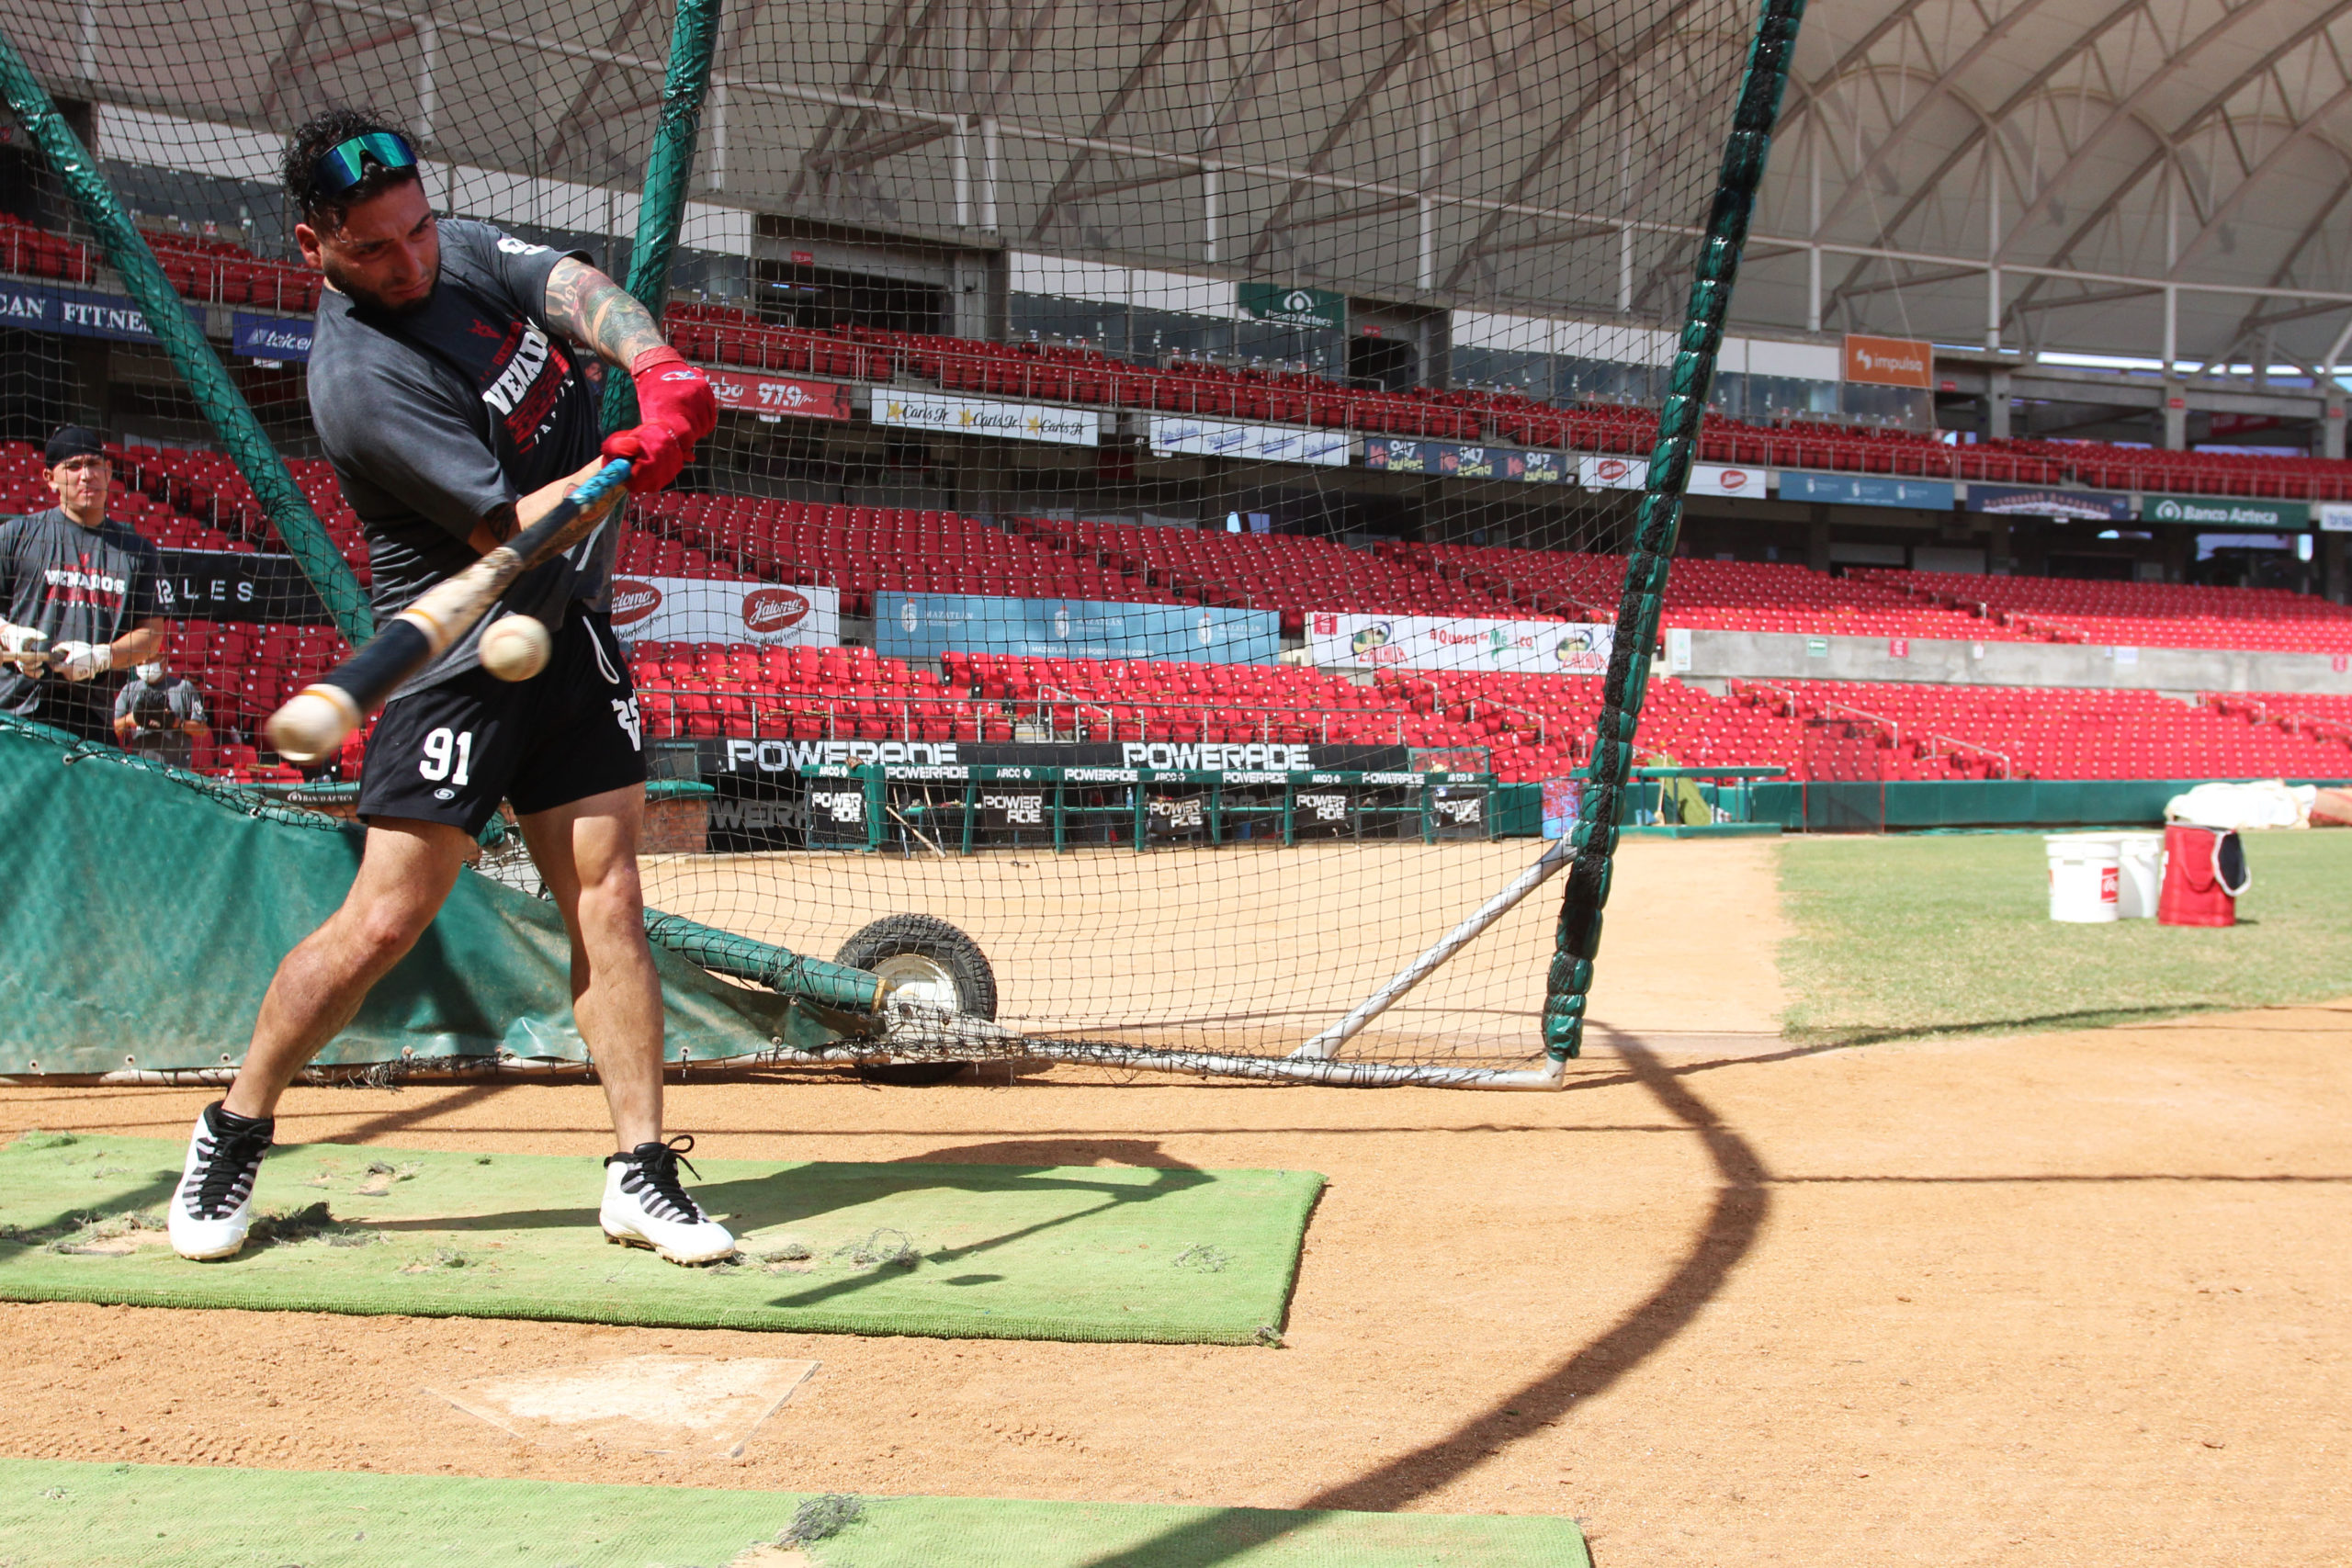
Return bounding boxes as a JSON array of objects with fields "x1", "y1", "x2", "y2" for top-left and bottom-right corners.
[
  {"x1": 0, "y1": 1135, "x2": 1319, "y2": 1346},
  {"x1": 1780, "y1": 829, "x2": 2352, "y2": 1047},
  {"x1": 0, "y1": 1459, "x2": 1586, "y2": 1567}
]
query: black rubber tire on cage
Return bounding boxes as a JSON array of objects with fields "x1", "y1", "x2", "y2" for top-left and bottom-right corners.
[{"x1": 836, "y1": 914, "x2": 1000, "y2": 1086}]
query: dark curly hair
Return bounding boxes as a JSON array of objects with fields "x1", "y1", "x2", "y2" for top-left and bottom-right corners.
[{"x1": 283, "y1": 107, "x2": 421, "y2": 231}]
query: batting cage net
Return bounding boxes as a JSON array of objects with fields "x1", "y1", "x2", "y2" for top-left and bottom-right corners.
[{"x1": 0, "y1": 0, "x2": 1797, "y2": 1085}]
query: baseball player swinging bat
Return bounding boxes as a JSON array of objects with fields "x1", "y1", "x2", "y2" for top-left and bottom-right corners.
[{"x1": 265, "y1": 457, "x2": 632, "y2": 763}]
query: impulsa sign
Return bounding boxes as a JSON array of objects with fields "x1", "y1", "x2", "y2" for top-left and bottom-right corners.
[{"x1": 1843, "y1": 333, "x2": 1934, "y2": 389}]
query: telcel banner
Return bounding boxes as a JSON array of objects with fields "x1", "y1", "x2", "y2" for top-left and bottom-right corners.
[
  {"x1": 232, "y1": 312, "x2": 312, "y2": 363},
  {"x1": 1309, "y1": 613, "x2": 1614, "y2": 674},
  {"x1": 1148, "y1": 415, "x2": 1351, "y2": 467},
  {"x1": 873, "y1": 389, "x2": 1099, "y2": 446},
  {"x1": 608, "y1": 576, "x2": 841, "y2": 648},
  {"x1": 876, "y1": 593, "x2": 1281, "y2": 663}
]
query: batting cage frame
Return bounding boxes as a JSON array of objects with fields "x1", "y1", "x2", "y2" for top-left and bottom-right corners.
[{"x1": 0, "y1": 0, "x2": 1804, "y2": 1090}]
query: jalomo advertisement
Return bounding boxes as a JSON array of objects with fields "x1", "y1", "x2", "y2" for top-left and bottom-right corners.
[
  {"x1": 1309, "y1": 613, "x2": 1615, "y2": 673},
  {"x1": 608, "y1": 576, "x2": 841, "y2": 647}
]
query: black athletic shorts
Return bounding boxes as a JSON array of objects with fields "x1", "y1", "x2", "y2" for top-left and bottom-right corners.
[{"x1": 356, "y1": 605, "x2": 646, "y2": 835}]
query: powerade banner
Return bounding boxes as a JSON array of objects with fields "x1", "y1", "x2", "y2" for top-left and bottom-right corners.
[
  {"x1": 152, "y1": 548, "x2": 331, "y2": 625},
  {"x1": 1307, "y1": 612, "x2": 1613, "y2": 674},
  {"x1": 609, "y1": 575, "x2": 840, "y2": 648},
  {"x1": 1364, "y1": 438, "x2": 1565, "y2": 483},
  {"x1": 1781, "y1": 470, "x2": 1957, "y2": 510},
  {"x1": 707, "y1": 369, "x2": 850, "y2": 422},
  {"x1": 700, "y1": 737, "x2": 1414, "y2": 783},
  {"x1": 2140, "y1": 493, "x2": 2311, "y2": 529},
  {"x1": 0, "y1": 281, "x2": 200, "y2": 344},
  {"x1": 872, "y1": 389, "x2": 1099, "y2": 446},
  {"x1": 875, "y1": 592, "x2": 1280, "y2": 663},
  {"x1": 1966, "y1": 484, "x2": 2130, "y2": 521},
  {"x1": 1148, "y1": 415, "x2": 1351, "y2": 468},
  {"x1": 232, "y1": 312, "x2": 312, "y2": 363}
]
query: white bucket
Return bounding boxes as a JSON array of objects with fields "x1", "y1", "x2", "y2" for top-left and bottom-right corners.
[
  {"x1": 2045, "y1": 834, "x2": 2121, "y2": 923},
  {"x1": 2110, "y1": 832, "x2": 2164, "y2": 919}
]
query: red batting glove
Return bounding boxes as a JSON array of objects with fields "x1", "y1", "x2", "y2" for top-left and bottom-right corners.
[{"x1": 602, "y1": 345, "x2": 718, "y2": 494}]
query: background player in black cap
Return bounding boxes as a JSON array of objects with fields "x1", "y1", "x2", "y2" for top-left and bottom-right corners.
[
  {"x1": 170, "y1": 108, "x2": 733, "y2": 1269},
  {"x1": 0, "y1": 426, "x2": 168, "y2": 745}
]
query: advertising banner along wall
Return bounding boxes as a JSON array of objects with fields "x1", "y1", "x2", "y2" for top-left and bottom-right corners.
[
  {"x1": 1576, "y1": 457, "x2": 1767, "y2": 496},
  {"x1": 608, "y1": 576, "x2": 841, "y2": 648},
  {"x1": 707, "y1": 370, "x2": 850, "y2": 422},
  {"x1": 1309, "y1": 613, "x2": 1615, "y2": 673},
  {"x1": 0, "y1": 281, "x2": 201, "y2": 344},
  {"x1": 232, "y1": 312, "x2": 312, "y2": 363},
  {"x1": 2140, "y1": 494, "x2": 2310, "y2": 529},
  {"x1": 1363, "y1": 439, "x2": 1565, "y2": 482},
  {"x1": 1148, "y1": 415, "x2": 1351, "y2": 467},
  {"x1": 1966, "y1": 484, "x2": 2132, "y2": 521},
  {"x1": 1781, "y1": 470, "x2": 1957, "y2": 510},
  {"x1": 876, "y1": 592, "x2": 1282, "y2": 663},
  {"x1": 153, "y1": 548, "x2": 332, "y2": 625},
  {"x1": 873, "y1": 389, "x2": 1100, "y2": 446}
]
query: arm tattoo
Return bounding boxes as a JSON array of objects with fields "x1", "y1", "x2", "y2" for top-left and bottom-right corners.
[
  {"x1": 481, "y1": 503, "x2": 519, "y2": 546},
  {"x1": 544, "y1": 256, "x2": 667, "y2": 368}
]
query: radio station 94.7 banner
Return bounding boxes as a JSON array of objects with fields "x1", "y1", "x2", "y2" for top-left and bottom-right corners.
[
  {"x1": 608, "y1": 576, "x2": 840, "y2": 647},
  {"x1": 1309, "y1": 613, "x2": 1615, "y2": 673}
]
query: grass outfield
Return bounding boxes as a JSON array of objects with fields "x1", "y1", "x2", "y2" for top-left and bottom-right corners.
[{"x1": 1778, "y1": 829, "x2": 2352, "y2": 1045}]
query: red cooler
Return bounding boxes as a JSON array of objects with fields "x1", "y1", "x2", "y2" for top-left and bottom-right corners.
[{"x1": 2157, "y1": 824, "x2": 2250, "y2": 928}]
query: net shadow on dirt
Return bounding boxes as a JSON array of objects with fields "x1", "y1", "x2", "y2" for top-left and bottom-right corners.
[{"x1": 1061, "y1": 1035, "x2": 1770, "y2": 1568}]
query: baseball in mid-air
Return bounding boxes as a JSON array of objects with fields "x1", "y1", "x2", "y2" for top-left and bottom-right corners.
[{"x1": 481, "y1": 614, "x2": 552, "y2": 682}]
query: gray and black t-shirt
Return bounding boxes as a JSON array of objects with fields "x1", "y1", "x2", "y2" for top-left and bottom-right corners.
[
  {"x1": 114, "y1": 674, "x2": 206, "y2": 763},
  {"x1": 307, "y1": 218, "x2": 613, "y2": 695},
  {"x1": 0, "y1": 507, "x2": 164, "y2": 716},
  {"x1": 113, "y1": 672, "x2": 206, "y2": 729}
]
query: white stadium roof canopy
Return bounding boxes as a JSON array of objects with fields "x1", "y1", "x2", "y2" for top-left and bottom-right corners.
[{"x1": 11, "y1": 0, "x2": 2352, "y2": 376}]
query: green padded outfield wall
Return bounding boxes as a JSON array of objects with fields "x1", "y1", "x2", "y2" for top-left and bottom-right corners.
[{"x1": 0, "y1": 721, "x2": 808, "y2": 1077}]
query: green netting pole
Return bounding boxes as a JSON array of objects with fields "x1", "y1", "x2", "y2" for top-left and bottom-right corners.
[
  {"x1": 601, "y1": 0, "x2": 721, "y2": 434},
  {"x1": 1542, "y1": 0, "x2": 1805, "y2": 1062},
  {"x1": 0, "y1": 24, "x2": 374, "y2": 647}
]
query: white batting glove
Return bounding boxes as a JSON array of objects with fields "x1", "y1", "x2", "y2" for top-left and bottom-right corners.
[
  {"x1": 0, "y1": 622, "x2": 46, "y2": 658},
  {"x1": 52, "y1": 641, "x2": 111, "y2": 682}
]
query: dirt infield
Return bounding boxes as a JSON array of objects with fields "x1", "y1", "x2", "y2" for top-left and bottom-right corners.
[
  {"x1": 639, "y1": 837, "x2": 1788, "y2": 1060},
  {"x1": 2, "y1": 842, "x2": 2346, "y2": 1565}
]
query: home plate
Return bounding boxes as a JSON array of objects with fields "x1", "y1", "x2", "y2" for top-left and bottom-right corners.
[{"x1": 429, "y1": 1355, "x2": 819, "y2": 1457}]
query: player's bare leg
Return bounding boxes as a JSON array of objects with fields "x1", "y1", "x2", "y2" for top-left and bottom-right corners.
[
  {"x1": 517, "y1": 784, "x2": 664, "y2": 1148},
  {"x1": 171, "y1": 818, "x2": 469, "y2": 1258},
  {"x1": 523, "y1": 783, "x2": 735, "y2": 1264},
  {"x1": 226, "y1": 818, "x2": 473, "y2": 1115}
]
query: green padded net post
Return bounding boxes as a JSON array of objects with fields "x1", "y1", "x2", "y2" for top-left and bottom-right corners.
[
  {"x1": 1543, "y1": 0, "x2": 1808, "y2": 1061},
  {"x1": 0, "y1": 21, "x2": 373, "y2": 646}
]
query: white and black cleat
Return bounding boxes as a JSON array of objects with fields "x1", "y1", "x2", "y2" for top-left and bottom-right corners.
[
  {"x1": 601, "y1": 1135, "x2": 736, "y2": 1266},
  {"x1": 168, "y1": 1101, "x2": 274, "y2": 1261}
]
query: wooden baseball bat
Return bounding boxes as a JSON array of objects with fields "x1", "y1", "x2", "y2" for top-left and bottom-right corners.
[{"x1": 265, "y1": 457, "x2": 632, "y2": 763}]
